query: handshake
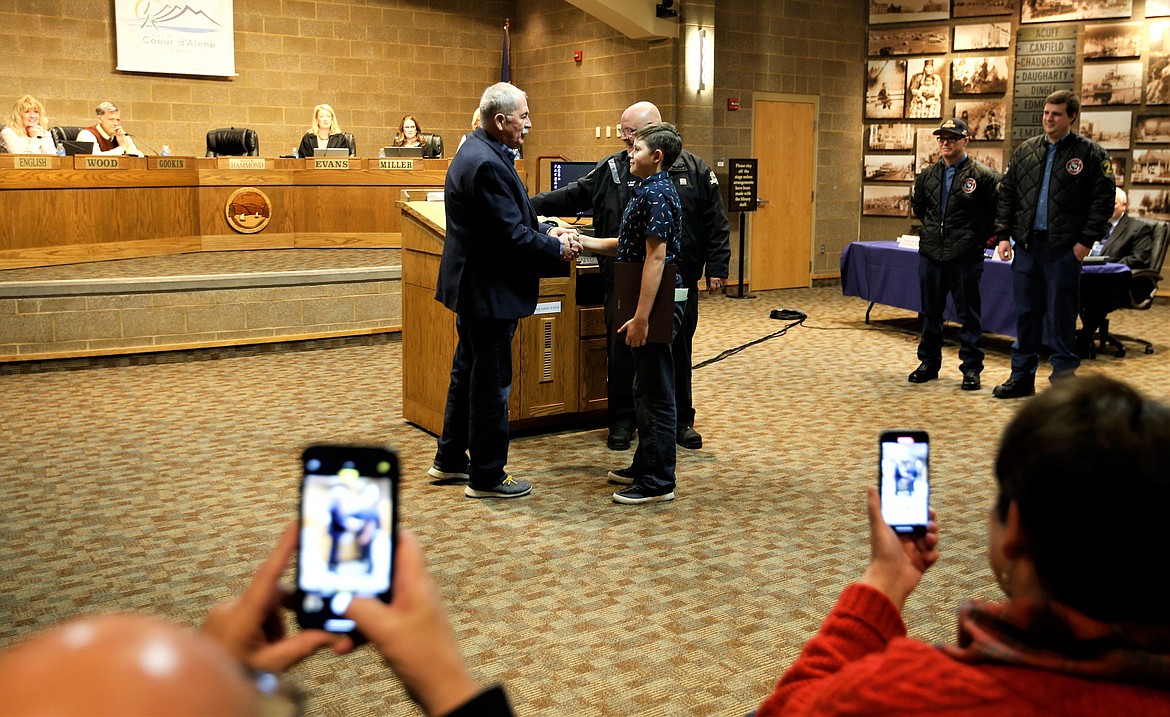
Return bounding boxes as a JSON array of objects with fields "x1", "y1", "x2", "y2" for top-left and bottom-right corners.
[{"x1": 550, "y1": 226, "x2": 585, "y2": 261}]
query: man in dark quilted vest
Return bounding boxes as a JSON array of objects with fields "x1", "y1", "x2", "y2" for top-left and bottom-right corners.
[
  {"x1": 907, "y1": 117, "x2": 1000, "y2": 391},
  {"x1": 991, "y1": 90, "x2": 1115, "y2": 398}
]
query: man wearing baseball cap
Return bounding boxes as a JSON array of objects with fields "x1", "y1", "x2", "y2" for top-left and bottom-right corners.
[{"x1": 907, "y1": 117, "x2": 1000, "y2": 390}]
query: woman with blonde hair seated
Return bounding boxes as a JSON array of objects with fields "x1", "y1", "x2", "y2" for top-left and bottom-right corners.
[
  {"x1": 757, "y1": 375, "x2": 1170, "y2": 716},
  {"x1": 392, "y1": 114, "x2": 424, "y2": 147},
  {"x1": 298, "y1": 103, "x2": 355, "y2": 158},
  {"x1": 1, "y1": 95, "x2": 56, "y2": 154}
]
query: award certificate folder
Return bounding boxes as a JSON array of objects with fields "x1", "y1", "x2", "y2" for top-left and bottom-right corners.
[{"x1": 612, "y1": 261, "x2": 677, "y2": 344}]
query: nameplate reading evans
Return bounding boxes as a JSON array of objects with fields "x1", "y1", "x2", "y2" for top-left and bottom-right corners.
[
  {"x1": 82, "y1": 156, "x2": 126, "y2": 169},
  {"x1": 378, "y1": 158, "x2": 416, "y2": 170},
  {"x1": 228, "y1": 157, "x2": 267, "y2": 170},
  {"x1": 15, "y1": 156, "x2": 52, "y2": 169},
  {"x1": 312, "y1": 158, "x2": 351, "y2": 169},
  {"x1": 155, "y1": 158, "x2": 188, "y2": 169}
]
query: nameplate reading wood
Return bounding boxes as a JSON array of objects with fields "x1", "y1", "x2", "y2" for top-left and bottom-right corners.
[
  {"x1": 80, "y1": 156, "x2": 127, "y2": 170},
  {"x1": 377, "y1": 158, "x2": 416, "y2": 170},
  {"x1": 227, "y1": 157, "x2": 267, "y2": 170},
  {"x1": 312, "y1": 158, "x2": 351, "y2": 169}
]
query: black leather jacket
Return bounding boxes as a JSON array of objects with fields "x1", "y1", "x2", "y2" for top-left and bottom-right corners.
[
  {"x1": 995, "y1": 132, "x2": 1116, "y2": 250},
  {"x1": 911, "y1": 156, "x2": 1000, "y2": 262},
  {"x1": 532, "y1": 149, "x2": 731, "y2": 285}
]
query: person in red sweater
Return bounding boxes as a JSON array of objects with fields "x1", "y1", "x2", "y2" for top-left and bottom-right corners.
[{"x1": 757, "y1": 375, "x2": 1170, "y2": 716}]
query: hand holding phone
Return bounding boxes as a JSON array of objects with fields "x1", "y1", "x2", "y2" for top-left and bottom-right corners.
[
  {"x1": 297, "y1": 445, "x2": 399, "y2": 641},
  {"x1": 878, "y1": 430, "x2": 930, "y2": 536}
]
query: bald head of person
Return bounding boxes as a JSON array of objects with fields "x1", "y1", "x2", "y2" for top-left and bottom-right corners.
[
  {"x1": 620, "y1": 101, "x2": 663, "y2": 150},
  {"x1": 0, "y1": 613, "x2": 259, "y2": 716}
]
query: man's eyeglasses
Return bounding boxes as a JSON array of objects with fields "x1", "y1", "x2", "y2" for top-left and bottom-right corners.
[{"x1": 937, "y1": 136, "x2": 966, "y2": 144}]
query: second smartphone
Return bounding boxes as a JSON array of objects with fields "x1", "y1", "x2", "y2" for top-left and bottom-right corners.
[
  {"x1": 878, "y1": 430, "x2": 930, "y2": 536},
  {"x1": 296, "y1": 445, "x2": 399, "y2": 638}
]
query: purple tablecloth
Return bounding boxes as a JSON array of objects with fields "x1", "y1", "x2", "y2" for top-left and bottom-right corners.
[{"x1": 840, "y1": 241, "x2": 1130, "y2": 338}]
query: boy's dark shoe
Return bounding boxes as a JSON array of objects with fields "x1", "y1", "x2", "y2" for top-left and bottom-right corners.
[
  {"x1": 993, "y1": 377, "x2": 1035, "y2": 399},
  {"x1": 612, "y1": 486, "x2": 675, "y2": 505},
  {"x1": 677, "y1": 426, "x2": 703, "y2": 449}
]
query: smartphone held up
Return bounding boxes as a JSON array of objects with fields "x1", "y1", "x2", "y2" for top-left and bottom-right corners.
[
  {"x1": 296, "y1": 445, "x2": 399, "y2": 638},
  {"x1": 878, "y1": 430, "x2": 930, "y2": 536}
]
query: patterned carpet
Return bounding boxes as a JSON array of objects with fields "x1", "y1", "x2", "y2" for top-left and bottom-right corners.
[{"x1": 2, "y1": 286, "x2": 1167, "y2": 716}]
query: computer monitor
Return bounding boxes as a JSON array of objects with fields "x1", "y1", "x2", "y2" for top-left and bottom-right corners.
[
  {"x1": 312, "y1": 147, "x2": 349, "y2": 157},
  {"x1": 61, "y1": 140, "x2": 95, "y2": 156},
  {"x1": 549, "y1": 161, "x2": 596, "y2": 217},
  {"x1": 381, "y1": 146, "x2": 424, "y2": 158}
]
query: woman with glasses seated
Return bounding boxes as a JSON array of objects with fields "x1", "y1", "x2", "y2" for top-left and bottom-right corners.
[
  {"x1": 298, "y1": 104, "x2": 354, "y2": 158},
  {"x1": 392, "y1": 114, "x2": 424, "y2": 148}
]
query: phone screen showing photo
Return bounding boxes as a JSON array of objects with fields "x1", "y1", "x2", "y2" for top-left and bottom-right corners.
[
  {"x1": 297, "y1": 447, "x2": 397, "y2": 634},
  {"x1": 879, "y1": 432, "x2": 930, "y2": 534}
]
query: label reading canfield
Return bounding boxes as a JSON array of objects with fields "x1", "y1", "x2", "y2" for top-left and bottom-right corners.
[{"x1": 1012, "y1": 25, "x2": 1079, "y2": 144}]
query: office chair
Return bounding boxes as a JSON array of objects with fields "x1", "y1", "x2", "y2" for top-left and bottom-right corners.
[
  {"x1": 341, "y1": 132, "x2": 357, "y2": 156},
  {"x1": 49, "y1": 126, "x2": 85, "y2": 146},
  {"x1": 420, "y1": 132, "x2": 443, "y2": 159},
  {"x1": 205, "y1": 127, "x2": 259, "y2": 157},
  {"x1": 1093, "y1": 218, "x2": 1168, "y2": 357}
]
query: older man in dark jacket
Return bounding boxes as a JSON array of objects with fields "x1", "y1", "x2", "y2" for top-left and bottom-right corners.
[
  {"x1": 908, "y1": 117, "x2": 1000, "y2": 390},
  {"x1": 992, "y1": 90, "x2": 1115, "y2": 398}
]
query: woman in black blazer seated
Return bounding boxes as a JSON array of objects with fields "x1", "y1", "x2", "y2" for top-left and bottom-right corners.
[{"x1": 298, "y1": 104, "x2": 355, "y2": 157}]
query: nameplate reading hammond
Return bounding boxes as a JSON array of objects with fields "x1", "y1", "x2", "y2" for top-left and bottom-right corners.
[
  {"x1": 312, "y1": 158, "x2": 351, "y2": 169},
  {"x1": 378, "y1": 158, "x2": 416, "y2": 170},
  {"x1": 228, "y1": 157, "x2": 267, "y2": 170}
]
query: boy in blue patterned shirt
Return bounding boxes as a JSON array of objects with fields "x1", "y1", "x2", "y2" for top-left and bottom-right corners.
[{"x1": 577, "y1": 123, "x2": 685, "y2": 504}]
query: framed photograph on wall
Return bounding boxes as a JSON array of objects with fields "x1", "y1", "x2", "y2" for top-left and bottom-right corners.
[
  {"x1": 950, "y1": 56, "x2": 1008, "y2": 95},
  {"x1": 862, "y1": 185, "x2": 911, "y2": 217},
  {"x1": 1127, "y1": 187, "x2": 1170, "y2": 220},
  {"x1": 968, "y1": 147, "x2": 1004, "y2": 173},
  {"x1": 1078, "y1": 110, "x2": 1132, "y2": 149},
  {"x1": 953, "y1": 0, "x2": 1013, "y2": 17},
  {"x1": 953, "y1": 23, "x2": 1011, "y2": 51},
  {"x1": 867, "y1": 123, "x2": 915, "y2": 150},
  {"x1": 1148, "y1": 21, "x2": 1170, "y2": 104},
  {"x1": 869, "y1": 0, "x2": 949, "y2": 25},
  {"x1": 866, "y1": 59, "x2": 907, "y2": 119},
  {"x1": 1081, "y1": 62, "x2": 1143, "y2": 106},
  {"x1": 906, "y1": 57, "x2": 945, "y2": 119},
  {"x1": 1084, "y1": 23, "x2": 1142, "y2": 59},
  {"x1": 864, "y1": 154, "x2": 916, "y2": 182},
  {"x1": 1022, "y1": 0, "x2": 1131, "y2": 24},
  {"x1": 1135, "y1": 115, "x2": 1170, "y2": 142},
  {"x1": 915, "y1": 127, "x2": 943, "y2": 173},
  {"x1": 953, "y1": 99, "x2": 1006, "y2": 141},
  {"x1": 1131, "y1": 149, "x2": 1170, "y2": 183},
  {"x1": 1112, "y1": 154, "x2": 1128, "y2": 186},
  {"x1": 869, "y1": 26, "x2": 949, "y2": 56}
]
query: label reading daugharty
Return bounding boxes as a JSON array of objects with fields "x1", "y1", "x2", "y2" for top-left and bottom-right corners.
[
  {"x1": 15, "y1": 156, "x2": 52, "y2": 169},
  {"x1": 228, "y1": 157, "x2": 267, "y2": 170},
  {"x1": 378, "y1": 158, "x2": 416, "y2": 170},
  {"x1": 312, "y1": 158, "x2": 351, "y2": 169},
  {"x1": 82, "y1": 156, "x2": 126, "y2": 169}
]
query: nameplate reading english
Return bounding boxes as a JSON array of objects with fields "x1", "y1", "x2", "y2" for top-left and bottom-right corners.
[
  {"x1": 228, "y1": 157, "x2": 267, "y2": 170},
  {"x1": 81, "y1": 156, "x2": 127, "y2": 170},
  {"x1": 312, "y1": 158, "x2": 351, "y2": 169},
  {"x1": 377, "y1": 158, "x2": 416, "y2": 170},
  {"x1": 15, "y1": 156, "x2": 53, "y2": 169}
]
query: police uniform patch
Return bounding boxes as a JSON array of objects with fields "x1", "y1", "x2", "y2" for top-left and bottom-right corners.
[
  {"x1": 1103, "y1": 159, "x2": 1113, "y2": 176},
  {"x1": 679, "y1": 178, "x2": 688, "y2": 186},
  {"x1": 708, "y1": 171, "x2": 718, "y2": 186},
  {"x1": 1066, "y1": 158, "x2": 1083, "y2": 175},
  {"x1": 962, "y1": 177, "x2": 977, "y2": 193}
]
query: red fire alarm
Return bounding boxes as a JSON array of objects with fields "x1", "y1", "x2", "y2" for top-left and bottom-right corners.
[
  {"x1": 574, "y1": 50, "x2": 583, "y2": 63},
  {"x1": 727, "y1": 98, "x2": 741, "y2": 111}
]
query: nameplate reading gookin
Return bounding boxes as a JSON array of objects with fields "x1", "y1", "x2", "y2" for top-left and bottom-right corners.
[
  {"x1": 312, "y1": 158, "x2": 351, "y2": 169},
  {"x1": 153, "y1": 157, "x2": 189, "y2": 169},
  {"x1": 378, "y1": 158, "x2": 416, "y2": 170},
  {"x1": 82, "y1": 156, "x2": 127, "y2": 170}
]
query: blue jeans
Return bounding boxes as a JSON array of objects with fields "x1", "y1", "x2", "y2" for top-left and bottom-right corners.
[
  {"x1": 917, "y1": 255, "x2": 984, "y2": 374},
  {"x1": 1010, "y1": 240, "x2": 1081, "y2": 380},
  {"x1": 434, "y1": 315, "x2": 517, "y2": 489},
  {"x1": 626, "y1": 301, "x2": 685, "y2": 493}
]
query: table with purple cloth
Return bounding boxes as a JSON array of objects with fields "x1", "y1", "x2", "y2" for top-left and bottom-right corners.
[{"x1": 840, "y1": 241, "x2": 1130, "y2": 338}]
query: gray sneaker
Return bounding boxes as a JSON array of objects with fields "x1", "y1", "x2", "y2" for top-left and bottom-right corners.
[
  {"x1": 427, "y1": 465, "x2": 469, "y2": 481},
  {"x1": 464, "y1": 474, "x2": 532, "y2": 499},
  {"x1": 612, "y1": 486, "x2": 675, "y2": 505}
]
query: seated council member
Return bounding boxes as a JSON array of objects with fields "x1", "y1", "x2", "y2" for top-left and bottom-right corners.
[
  {"x1": 76, "y1": 101, "x2": 143, "y2": 157},
  {"x1": 0, "y1": 525, "x2": 514, "y2": 716},
  {"x1": 1, "y1": 94, "x2": 56, "y2": 154},
  {"x1": 393, "y1": 114, "x2": 424, "y2": 147},
  {"x1": 756, "y1": 375, "x2": 1170, "y2": 716},
  {"x1": 297, "y1": 103, "x2": 354, "y2": 158},
  {"x1": 456, "y1": 108, "x2": 482, "y2": 154}
]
